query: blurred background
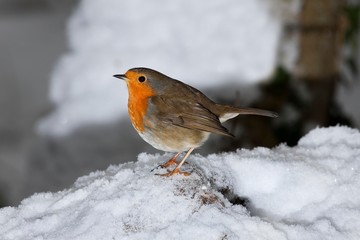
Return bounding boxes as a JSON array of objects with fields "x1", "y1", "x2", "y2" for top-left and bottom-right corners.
[{"x1": 0, "y1": 0, "x2": 359, "y2": 207}]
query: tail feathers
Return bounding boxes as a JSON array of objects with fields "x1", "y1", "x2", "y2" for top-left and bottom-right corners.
[
  {"x1": 219, "y1": 106, "x2": 278, "y2": 123},
  {"x1": 233, "y1": 107, "x2": 278, "y2": 118}
]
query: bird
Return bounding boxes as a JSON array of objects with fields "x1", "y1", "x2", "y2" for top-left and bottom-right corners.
[{"x1": 114, "y1": 67, "x2": 277, "y2": 176}]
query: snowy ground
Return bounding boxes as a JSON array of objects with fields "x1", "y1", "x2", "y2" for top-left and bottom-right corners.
[{"x1": 1, "y1": 126, "x2": 359, "y2": 239}]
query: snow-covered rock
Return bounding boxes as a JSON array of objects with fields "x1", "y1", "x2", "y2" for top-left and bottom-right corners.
[{"x1": 1, "y1": 126, "x2": 359, "y2": 239}]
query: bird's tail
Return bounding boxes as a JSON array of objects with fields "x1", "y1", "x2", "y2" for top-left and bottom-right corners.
[
  {"x1": 232, "y1": 107, "x2": 278, "y2": 117},
  {"x1": 218, "y1": 105, "x2": 278, "y2": 123}
]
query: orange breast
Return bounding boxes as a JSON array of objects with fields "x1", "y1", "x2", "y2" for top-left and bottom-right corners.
[{"x1": 127, "y1": 81, "x2": 155, "y2": 132}]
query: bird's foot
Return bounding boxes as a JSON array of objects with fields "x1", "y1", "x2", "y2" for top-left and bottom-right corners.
[
  {"x1": 151, "y1": 158, "x2": 178, "y2": 172},
  {"x1": 159, "y1": 158, "x2": 178, "y2": 168},
  {"x1": 156, "y1": 168, "x2": 191, "y2": 177},
  {"x1": 154, "y1": 157, "x2": 188, "y2": 170}
]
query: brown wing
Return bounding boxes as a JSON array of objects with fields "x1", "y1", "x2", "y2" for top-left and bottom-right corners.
[{"x1": 149, "y1": 96, "x2": 234, "y2": 137}]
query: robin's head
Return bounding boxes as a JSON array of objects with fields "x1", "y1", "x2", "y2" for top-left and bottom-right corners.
[{"x1": 114, "y1": 67, "x2": 172, "y2": 98}]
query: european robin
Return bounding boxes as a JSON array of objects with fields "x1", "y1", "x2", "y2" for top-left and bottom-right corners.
[{"x1": 114, "y1": 68, "x2": 277, "y2": 176}]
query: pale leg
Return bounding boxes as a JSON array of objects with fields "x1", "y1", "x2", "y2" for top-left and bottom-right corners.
[
  {"x1": 167, "y1": 147, "x2": 195, "y2": 176},
  {"x1": 160, "y1": 151, "x2": 182, "y2": 168}
]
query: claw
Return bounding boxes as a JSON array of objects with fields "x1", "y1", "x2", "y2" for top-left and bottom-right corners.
[
  {"x1": 151, "y1": 152, "x2": 182, "y2": 172},
  {"x1": 153, "y1": 148, "x2": 195, "y2": 177},
  {"x1": 156, "y1": 168, "x2": 191, "y2": 177},
  {"x1": 159, "y1": 158, "x2": 178, "y2": 168}
]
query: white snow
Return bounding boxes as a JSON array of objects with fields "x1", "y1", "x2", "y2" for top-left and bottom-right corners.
[
  {"x1": 37, "y1": 0, "x2": 283, "y2": 137},
  {"x1": 1, "y1": 126, "x2": 359, "y2": 239}
]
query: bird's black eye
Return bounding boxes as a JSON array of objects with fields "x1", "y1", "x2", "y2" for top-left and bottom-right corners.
[{"x1": 138, "y1": 76, "x2": 146, "y2": 83}]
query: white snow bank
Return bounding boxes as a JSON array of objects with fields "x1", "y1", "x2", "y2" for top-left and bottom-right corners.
[
  {"x1": 1, "y1": 126, "x2": 359, "y2": 240},
  {"x1": 38, "y1": 0, "x2": 282, "y2": 137}
]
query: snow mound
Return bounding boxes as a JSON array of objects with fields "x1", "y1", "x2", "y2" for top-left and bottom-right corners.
[{"x1": 1, "y1": 126, "x2": 359, "y2": 239}]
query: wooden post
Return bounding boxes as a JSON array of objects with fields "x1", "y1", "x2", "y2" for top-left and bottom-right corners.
[
  {"x1": 296, "y1": 0, "x2": 346, "y2": 127},
  {"x1": 296, "y1": 0, "x2": 345, "y2": 79}
]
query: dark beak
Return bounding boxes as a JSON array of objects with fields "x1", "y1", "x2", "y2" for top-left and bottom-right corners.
[{"x1": 113, "y1": 74, "x2": 126, "y2": 80}]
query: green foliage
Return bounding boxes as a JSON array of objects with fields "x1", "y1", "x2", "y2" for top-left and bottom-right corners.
[
  {"x1": 344, "y1": 5, "x2": 360, "y2": 43},
  {"x1": 266, "y1": 67, "x2": 306, "y2": 146}
]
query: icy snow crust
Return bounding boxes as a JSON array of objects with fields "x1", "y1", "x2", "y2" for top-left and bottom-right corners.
[{"x1": 1, "y1": 126, "x2": 359, "y2": 239}]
